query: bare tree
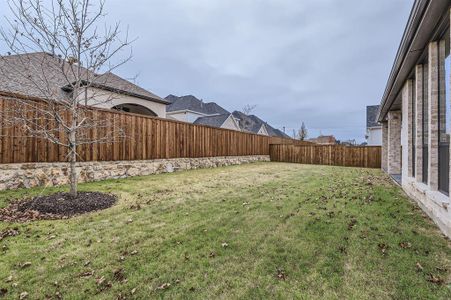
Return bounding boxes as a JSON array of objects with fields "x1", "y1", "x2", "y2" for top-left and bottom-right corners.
[
  {"x1": 298, "y1": 122, "x2": 308, "y2": 141},
  {"x1": 0, "y1": 0, "x2": 133, "y2": 197},
  {"x1": 242, "y1": 104, "x2": 257, "y2": 115}
]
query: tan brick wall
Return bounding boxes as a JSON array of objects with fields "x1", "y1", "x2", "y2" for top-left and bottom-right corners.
[
  {"x1": 403, "y1": 80, "x2": 414, "y2": 178},
  {"x1": 415, "y1": 64, "x2": 424, "y2": 182},
  {"x1": 428, "y1": 41, "x2": 439, "y2": 191},
  {"x1": 388, "y1": 110, "x2": 402, "y2": 174},
  {"x1": 382, "y1": 121, "x2": 388, "y2": 171}
]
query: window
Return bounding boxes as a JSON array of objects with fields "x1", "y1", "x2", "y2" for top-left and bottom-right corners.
[
  {"x1": 422, "y1": 64, "x2": 429, "y2": 184},
  {"x1": 438, "y1": 30, "x2": 450, "y2": 194}
]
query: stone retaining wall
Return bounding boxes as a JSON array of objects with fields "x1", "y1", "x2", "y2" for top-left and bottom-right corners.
[{"x1": 0, "y1": 155, "x2": 270, "y2": 191}]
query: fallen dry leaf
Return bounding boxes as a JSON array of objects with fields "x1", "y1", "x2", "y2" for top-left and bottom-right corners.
[
  {"x1": 0, "y1": 228, "x2": 19, "y2": 241},
  {"x1": 276, "y1": 268, "x2": 287, "y2": 280},
  {"x1": 399, "y1": 242, "x2": 412, "y2": 249},
  {"x1": 79, "y1": 270, "x2": 94, "y2": 277},
  {"x1": 426, "y1": 274, "x2": 444, "y2": 285},
  {"x1": 96, "y1": 276, "x2": 105, "y2": 286},
  {"x1": 157, "y1": 283, "x2": 171, "y2": 290},
  {"x1": 416, "y1": 262, "x2": 424, "y2": 272},
  {"x1": 19, "y1": 262, "x2": 32, "y2": 269},
  {"x1": 113, "y1": 268, "x2": 126, "y2": 282},
  {"x1": 378, "y1": 243, "x2": 389, "y2": 255}
]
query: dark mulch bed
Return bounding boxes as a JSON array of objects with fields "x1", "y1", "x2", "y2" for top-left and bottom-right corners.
[{"x1": 0, "y1": 192, "x2": 117, "y2": 222}]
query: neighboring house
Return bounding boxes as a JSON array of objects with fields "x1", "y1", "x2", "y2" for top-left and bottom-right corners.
[
  {"x1": 0, "y1": 52, "x2": 168, "y2": 117},
  {"x1": 193, "y1": 113, "x2": 241, "y2": 131},
  {"x1": 307, "y1": 135, "x2": 337, "y2": 145},
  {"x1": 165, "y1": 95, "x2": 230, "y2": 123},
  {"x1": 378, "y1": 0, "x2": 451, "y2": 237},
  {"x1": 165, "y1": 94, "x2": 241, "y2": 131},
  {"x1": 341, "y1": 139, "x2": 357, "y2": 147},
  {"x1": 165, "y1": 95, "x2": 288, "y2": 135},
  {"x1": 231, "y1": 111, "x2": 289, "y2": 138},
  {"x1": 366, "y1": 105, "x2": 382, "y2": 146}
]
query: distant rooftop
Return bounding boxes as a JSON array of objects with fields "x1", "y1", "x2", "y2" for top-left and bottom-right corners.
[
  {"x1": 165, "y1": 94, "x2": 229, "y2": 115},
  {"x1": 367, "y1": 105, "x2": 381, "y2": 128},
  {"x1": 232, "y1": 111, "x2": 289, "y2": 138},
  {"x1": 193, "y1": 114, "x2": 232, "y2": 128}
]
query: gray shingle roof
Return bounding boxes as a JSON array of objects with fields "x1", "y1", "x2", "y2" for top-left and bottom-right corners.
[
  {"x1": 268, "y1": 127, "x2": 291, "y2": 138},
  {"x1": 232, "y1": 111, "x2": 263, "y2": 133},
  {"x1": 232, "y1": 111, "x2": 289, "y2": 137},
  {"x1": 193, "y1": 114, "x2": 231, "y2": 128},
  {"x1": 0, "y1": 52, "x2": 167, "y2": 103},
  {"x1": 367, "y1": 105, "x2": 380, "y2": 128},
  {"x1": 165, "y1": 95, "x2": 229, "y2": 115}
]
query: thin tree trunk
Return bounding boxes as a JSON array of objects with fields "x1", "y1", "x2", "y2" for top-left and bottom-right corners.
[{"x1": 69, "y1": 119, "x2": 77, "y2": 198}]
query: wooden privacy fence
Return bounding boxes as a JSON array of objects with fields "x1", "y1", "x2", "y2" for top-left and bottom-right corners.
[
  {"x1": 269, "y1": 144, "x2": 382, "y2": 169},
  {"x1": 0, "y1": 94, "x2": 309, "y2": 164}
]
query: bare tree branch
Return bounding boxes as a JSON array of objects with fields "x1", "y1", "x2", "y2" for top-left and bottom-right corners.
[
  {"x1": 0, "y1": 0, "x2": 134, "y2": 197},
  {"x1": 242, "y1": 104, "x2": 257, "y2": 115}
]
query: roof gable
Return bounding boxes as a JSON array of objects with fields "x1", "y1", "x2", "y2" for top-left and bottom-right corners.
[
  {"x1": 258, "y1": 124, "x2": 269, "y2": 136},
  {"x1": 165, "y1": 95, "x2": 229, "y2": 115}
]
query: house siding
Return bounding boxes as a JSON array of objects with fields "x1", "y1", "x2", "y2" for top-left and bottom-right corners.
[
  {"x1": 366, "y1": 127, "x2": 382, "y2": 146},
  {"x1": 167, "y1": 111, "x2": 206, "y2": 123},
  {"x1": 221, "y1": 115, "x2": 241, "y2": 131},
  {"x1": 83, "y1": 87, "x2": 167, "y2": 118}
]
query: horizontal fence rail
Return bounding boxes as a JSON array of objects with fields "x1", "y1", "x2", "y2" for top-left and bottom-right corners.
[
  {"x1": 0, "y1": 94, "x2": 311, "y2": 164},
  {"x1": 269, "y1": 144, "x2": 382, "y2": 169}
]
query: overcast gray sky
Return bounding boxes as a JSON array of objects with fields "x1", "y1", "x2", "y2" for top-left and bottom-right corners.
[{"x1": 0, "y1": 0, "x2": 414, "y2": 141}]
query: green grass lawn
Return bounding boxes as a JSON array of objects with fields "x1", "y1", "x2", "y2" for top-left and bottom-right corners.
[{"x1": 1, "y1": 162, "x2": 451, "y2": 299}]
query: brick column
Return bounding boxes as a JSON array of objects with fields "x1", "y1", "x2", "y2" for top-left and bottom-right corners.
[
  {"x1": 415, "y1": 64, "x2": 424, "y2": 182},
  {"x1": 428, "y1": 41, "x2": 439, "y2": 191},
  {"x1": 382, "y1": 121, "x2": 388, "y2": 171},
  {"x1": 403, "y1": 80, "x2": 414, "y2": 178},
  {"x1": 388, "y1": 110, "x2": 402, "y2": 174}
]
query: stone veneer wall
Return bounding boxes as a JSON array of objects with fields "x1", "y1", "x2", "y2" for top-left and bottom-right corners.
[
  {"x1": 0, "y1": 155, "x2": 270, "y2": 191},
  {"x1": 402, "y1": 177, "x2": 451, "y2": 238}
]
